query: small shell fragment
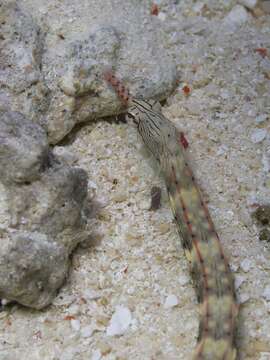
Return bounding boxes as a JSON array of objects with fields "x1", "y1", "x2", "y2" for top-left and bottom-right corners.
[
  {"x1": 164, "y1": 294, "x2": 179, "y2": 309},
  {"x1": 106, "y1": 306, "x2": 132, "y2": 336},
  {"x1": 250, "y1": 129, "x2": 267, "y2": 143}
]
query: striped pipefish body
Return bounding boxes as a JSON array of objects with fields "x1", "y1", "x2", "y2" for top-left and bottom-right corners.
[{"x1": 104, "y1": 72, "x2": 239, "y2": 360}]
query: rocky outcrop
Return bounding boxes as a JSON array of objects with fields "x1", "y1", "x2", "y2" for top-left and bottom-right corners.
[
  {"x1": 0, "y1": 110, "x2": 88, "y2": 309},
  {"x1": 0, "y1": 0, "x2": 178, "y2": 308},
  {"x1": 0, "y1": 1, "x2": 50, "y2": 122}
]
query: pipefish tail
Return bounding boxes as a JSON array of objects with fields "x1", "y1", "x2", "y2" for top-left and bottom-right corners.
[{"x1": 104, "y1": 71, "x2": 239, "y2": 360}]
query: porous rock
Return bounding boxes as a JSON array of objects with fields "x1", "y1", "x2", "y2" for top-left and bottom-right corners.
[
  {"x1": 0, "y1": 1, "x2": 50, "y2": 121},
  {"x1": 43, "y1": 3, "x2": 177, "y2": 143},
  {"x1": 46, "y1": 25, "x2": 121, "y2": 143},
  {"x1": 0, "y1": 111, "x2": 89, "y2": 309},
  {"x1": 239, "y1": 0, "x2": 257, "y2": 10},
  {"x1": 0, "y1": 230, "x2": 68, "y2": 309},
  {"x1": 222, "y1": 5, "x2": 250, "y2": 30},
  {"x1": 0, "y1": 110, "x2": 49, "y2": 184},
  {"x1": 59, "y1": 26, "x2": 120, "y2": 98},
  {"x1": 0, "y1": 1, "x2": 177, "y2": 144},
  {"x1": 6, "y1": 165, "x2": 88, "y2": 237}
]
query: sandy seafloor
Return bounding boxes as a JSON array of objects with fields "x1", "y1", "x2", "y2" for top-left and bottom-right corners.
[{"x1": 1, "y1": 1, "x2": 270, "y2": 359}]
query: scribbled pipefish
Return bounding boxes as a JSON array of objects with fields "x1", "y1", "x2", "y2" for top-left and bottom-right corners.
[{"x1": 104, "y1": 71, "x2": 239, "y2": 360}]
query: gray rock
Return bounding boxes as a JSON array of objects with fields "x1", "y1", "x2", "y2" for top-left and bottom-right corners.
[
  {"x1": 46, "y1": 25, "x2": 121, "y2": 143},
  {"x1": 0, "y1": 1, "x2": 177, "y2": 144},
  {"x1": 262, "y1": 285, "x2": 270, "y2": 301},
  {"x1": 6, "y1": 164, "x2": 88, "y2": 233},
  {"x1": 0, "y1": 162, "x2": 88, "y2": 308},
  {"x1": 0, "y1": 111, "x2": 49, "y2": 184},
  {"x1": 0, "y1": 230, "x2": 68, "y2": 309},
  {"x1": 42, "y1": 3, "x2": 177, "y2": 143},
  {"x1": 222, "y1": 5, "x2": 250, "y2": 31},
  {"x1": 0, "y1": 1, "x2": 50, "y2": 121},
  {"x1": 0, "y1": 2, "x2": 42, "y2": 93},
  {"x1": 250, "y1": 128, "x2": 267, "y2": 144},
  {"x1": 0, "y1": 0, "x2": 177, "y2": 306},
  {"x1": 59, "y1": 26, "x2": 120, "y2": 98},
  {"x1": 238, "y1": 0, "x2": 257, "y2": 10},
  {"x1": 0, "y1": 110, "x2": 89, "y2": 308}
]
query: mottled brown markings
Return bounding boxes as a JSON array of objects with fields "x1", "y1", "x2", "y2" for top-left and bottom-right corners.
[
  {"x1": 168, "y1": 143, "x2": 237, "y2": 358},
  {"x1": 170, "y1": 164, "x2": 210, "y2": 321},
  {"x1": 168, "y1": 139, "x2": 236, "y2": 358},
  {"x1": 185, "y1": 165, "x2": 231, "y2": 282},
  {"x1": 104, "y1": 72, "x2": 238, "y2": 360}
]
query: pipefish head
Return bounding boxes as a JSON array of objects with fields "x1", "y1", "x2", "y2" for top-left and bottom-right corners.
[
  {"x1": 127, "y1": 98, "x2": 177, "y2": 159},
  {"x1": 127, "y1": 99, "x2": 161, "y2": 124}
]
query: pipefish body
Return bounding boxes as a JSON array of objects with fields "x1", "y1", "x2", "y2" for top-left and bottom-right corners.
[{"x1": 104, "y1": 71, "x2": 239, "y2": 360}]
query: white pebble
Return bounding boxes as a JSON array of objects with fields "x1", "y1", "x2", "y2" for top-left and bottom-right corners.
[
  {"x1": 223, "y1": 5, "x2": 249, "y2": 28},
  {"x1": 60, "y1": 352, "x2": 77, "y2": 360},
  {"x1": 88, "y1": 180, "x2": 98, "y2": 190},
  {"x1": 240, "y1": 258, "x2": 253, "y2": 272},
  {"x1": 238, "y1": 0, "x2": 257, "y2": 10},
  {"x1": 91, "y1": 350, "x2": 102, "y2": 360},
  {"x1": 262, "y1": 286, "x2": 270, "y2": 301},
  {"x1": 106, "y1": 306, "x2": 132, "y2": 336},
  {"x1": 255, "y1": 114, "x2": 268, "y2": 124},
  {"x1": 127, "y1": 287, "x2": 135, "y2": 295},
  {"x1": 83, "y1": 289, "x2": 101, "y2": 300},
  {"x1": 53, "y1": 146, "x2": 78, "y2": 164},
  {"x1": 157, "y1": 12, "x2": 166, "y2": 21},
  {"x1": 220, "y1": 90, "x2": 230, "y2": 100},
  {"x1": 53, "y1": 294, "x2": 75, "y2": 306},
  {"x1": 80, "y1": 325, "x2": 94, "y2": 338},
  {"x1": 217, "y1": 145, "x2": 229, "y2": 156},
  {"x1": 230, "y1": 263, "x2": 239, "y2": 272},
  {"x1": 0, "y1": 299, "x2": 10, "y2": 306},
  {"x1": 139, "y1": 199, "x2": 151, "y2": 210},
  {"x1": 164, "y1": 294, "x2": 179, "y2": 309},
  {"x1": 68, "y1": 304, "x2": 80, "y2": 316},
  {"x1": 251, "y1": 129, "x2": 267, "y2": 143},
  {"x1": 239, "y1": 292, "x2": 250, "y2": 304},
  {"x1": 193, "y1": 2, "x2": 205, "y2": 13},
  {"x1": 226, "y1": 210, "x2": 234, "y2": 221},
  {"x1": 134, "y1": 269, "x2": 145, "y2": 281},
  {"x1": 178, "y1": 274, "x2": 189, "y2": 286},
  {"x1": 70, "y1": 319, "x2": 81, "y2": 331},
  {"x1": 234, "y1": 275, "x2": 246, "y2": 290}
]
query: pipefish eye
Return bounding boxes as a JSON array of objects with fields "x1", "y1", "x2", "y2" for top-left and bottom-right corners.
[
  {"x1": 127, "y1": 113, "x2": 137, "y2": 124},
  {"x1": 127, "y1": 113, "x2": 134, "y2": 119}
]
